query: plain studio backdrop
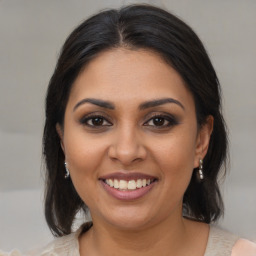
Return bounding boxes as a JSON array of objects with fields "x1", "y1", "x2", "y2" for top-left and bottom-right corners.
[{"x1": 0, "y1": 0, "x2": 255, "y2": 252}]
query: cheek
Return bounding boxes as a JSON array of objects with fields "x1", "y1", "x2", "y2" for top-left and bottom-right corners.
[
  {"x1": 153, "y1": 132, "x2": 197, "y2": 188},
  {"x1": 66, "y1": 140, "x2": 103, "y2": 171},
  {"x1": 63, "y1": 124, "x2": 108, "y2": 171},
  {"x1": 155, "y1": 132, "x2": 196, "y2": 167},
  {"x1": 63, "y1": 131, "x2": 109, "y2": 200},
  {"x1": 66, "y1": 144, "x2": 103, "y2": 208}
]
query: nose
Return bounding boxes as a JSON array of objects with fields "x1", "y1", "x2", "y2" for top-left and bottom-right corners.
[{"x1": 108, "y1": 125, "x2": 147, "y2": 166}]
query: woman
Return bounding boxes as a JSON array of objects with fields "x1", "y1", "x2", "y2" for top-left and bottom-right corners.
[{"x1": 2, "y1": 4, "x2": 255, "y2": 256}]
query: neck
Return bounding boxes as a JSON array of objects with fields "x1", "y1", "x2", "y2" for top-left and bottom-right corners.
[{"x1": 79, "y1": 211, "x2": 200, "y2": 256}]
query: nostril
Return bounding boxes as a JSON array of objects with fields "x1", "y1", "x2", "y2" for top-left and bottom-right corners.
[{"x1": 108, "y1": 142, "x2": 147, "y2": 165}]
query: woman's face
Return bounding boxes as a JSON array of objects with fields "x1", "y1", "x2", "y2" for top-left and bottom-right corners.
[{"x1": 59, "y1": 48, "x2": 212, "y2": 230}]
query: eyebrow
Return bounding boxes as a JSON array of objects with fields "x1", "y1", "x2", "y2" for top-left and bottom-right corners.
[
  {"x1": 73, "y1": 98, "x2": 115, "y2": 111},
  {"x1": 73, "y1": 97, "x2": 185, "y2": 111},
  {"x1": 139, "y1": 98, "x2": 185, "y2": 110}
]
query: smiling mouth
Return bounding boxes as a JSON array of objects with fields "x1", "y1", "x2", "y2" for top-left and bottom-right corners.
[
  {"x1": 103, "y1": 178, "x2": 157, "y2": 191},
  {"x1": 99, "y1": 173, "x2": 158, "y2": 200}
]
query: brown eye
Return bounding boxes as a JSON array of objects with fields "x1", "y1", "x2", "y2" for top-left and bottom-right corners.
[
  {"x1": 144, "y1": 114, "x2": 178, "y2": 128},
  {"x1": 90, "y1": 117, "x2": 104, "y2": 126},
  {"x1": 80, "y1": 115, "x2": 112, "y2": 127},
  {"x1": 152, "y1": 117, "x2": 165, "y2": 126}
]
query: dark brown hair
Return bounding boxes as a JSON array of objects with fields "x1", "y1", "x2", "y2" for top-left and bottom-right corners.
[{"x1": 43, "y1": 4, "x2": 227, "y2": 236}]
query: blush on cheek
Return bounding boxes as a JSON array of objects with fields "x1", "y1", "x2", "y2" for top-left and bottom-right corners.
[
  {"x1": 158, "y1": 148, "x2": 194, "y2": 188},
  {"x1": 71, "y1": 174, "x2": 99, "y2": 206},
  {"x1": 66, "y1": 140, "x2": 104, "y2": 167}
]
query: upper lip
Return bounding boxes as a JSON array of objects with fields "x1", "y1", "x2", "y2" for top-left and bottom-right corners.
[{"x1": 99, "y1": 172, "x2": 158, "y2": 181}]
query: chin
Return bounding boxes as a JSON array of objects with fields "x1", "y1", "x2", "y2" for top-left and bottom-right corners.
[
  {"x1": 109, "y1": 217, "x2": 151, "y2": 231},
  {"x1": 97, "y1": 206, "x2": 159, "y2": 231}
]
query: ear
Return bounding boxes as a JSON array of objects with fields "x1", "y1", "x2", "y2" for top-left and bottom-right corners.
[
  {"x1": 56, "y1": 123, "x2": 65, "y2": 153},
  {"x1": 194, "y1": 115, "x2": 214, "y2": 168}
]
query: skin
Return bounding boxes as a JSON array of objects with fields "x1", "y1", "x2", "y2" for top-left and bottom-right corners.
[{"x1": 57, "y1": 48, "x2": 213, "y2": 256}]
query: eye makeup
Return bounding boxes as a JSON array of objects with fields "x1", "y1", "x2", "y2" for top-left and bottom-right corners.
[
  {"x1": 77, "y1": 109, "x2": 180, "y2": 133},
  {"x1": 143, "y1": 113, "x2": 179, "y2": 128},
  {"x1": 79, "y1": 112, "x2": 112, "y2": 128}
]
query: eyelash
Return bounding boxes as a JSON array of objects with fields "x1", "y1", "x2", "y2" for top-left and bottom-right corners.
[
  {"x1": 143, "y1": 114, "x2": 178, "y2": 128},
  {"x1": 80, "y1": 114, "x2": 112, "y2": 127},
  {"x1": 79, "y1": 114, "x2": 178, "y2": 129}
]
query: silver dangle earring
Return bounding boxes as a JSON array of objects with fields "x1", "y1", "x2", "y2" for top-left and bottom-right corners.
[
  {"x1": 198, "y1": 159, "x2": 204, "y2": 180},
  {"x1": 64, "y1": 162, "x2": 70, "y2": 179}
]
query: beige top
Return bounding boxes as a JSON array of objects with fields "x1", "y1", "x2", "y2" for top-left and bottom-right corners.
[{"x1": 1, "y1": 224, "x2": 256, "y2": 256}]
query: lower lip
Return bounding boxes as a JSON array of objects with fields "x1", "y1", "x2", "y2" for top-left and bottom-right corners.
[{"x1": 100, "y1": 180, "x2": 156, "y2": 201}]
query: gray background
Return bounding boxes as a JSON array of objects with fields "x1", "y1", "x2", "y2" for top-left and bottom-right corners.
[{"x1": 0, "y1": 0, "x2": 255, "y2": 252}]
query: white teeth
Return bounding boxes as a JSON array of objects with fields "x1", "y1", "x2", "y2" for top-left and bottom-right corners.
[
  {"x1": 119, "y1": 180, "x2": 128, "y2": 190},
  {"x1": 105, "y1": 178, "x2": 154, "y2": 190},
  {"x1": 114, "y1": 179, "x2": 119, "y2": 189},
  {"x1": 127, "y1": 180, "x2": 136, "y2": 190},
  {"x1": 108, "y1": 179, "x2": 114, "y2": 187},
  {"x1": 136, "y1": 179, "x2": 142, "y2": 188}
]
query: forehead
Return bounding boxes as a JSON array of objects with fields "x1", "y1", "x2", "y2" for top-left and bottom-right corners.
[{"x1": 68, "y1": 48, "x2": 194, "y2": 110}]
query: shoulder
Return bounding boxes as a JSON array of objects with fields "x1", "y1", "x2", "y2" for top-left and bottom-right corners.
[
  {"x1": 231, "y1": 238, "x2": 256, "y2": 256},
  {"x1": 35, "y1": 223, "x2": 93, "y2": 255},
  {"x1": 205, "y1": 225, "x2": 256, "y2": 256},
  {"x1": 0, "y1": 232, "x2": 78, "y2": 256},
  {"x1": 0, "y1": 227, "x2": 81, "y2": 256},
  {"x1": 205, "y1": 225, "x2": 239, "y2": 256},
  {"x1": 36, "y1": 230, "x2": 79, "y2": 255},
  {"x1": 0, "y1": 222, "x2": 92, "y2": 256}
]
